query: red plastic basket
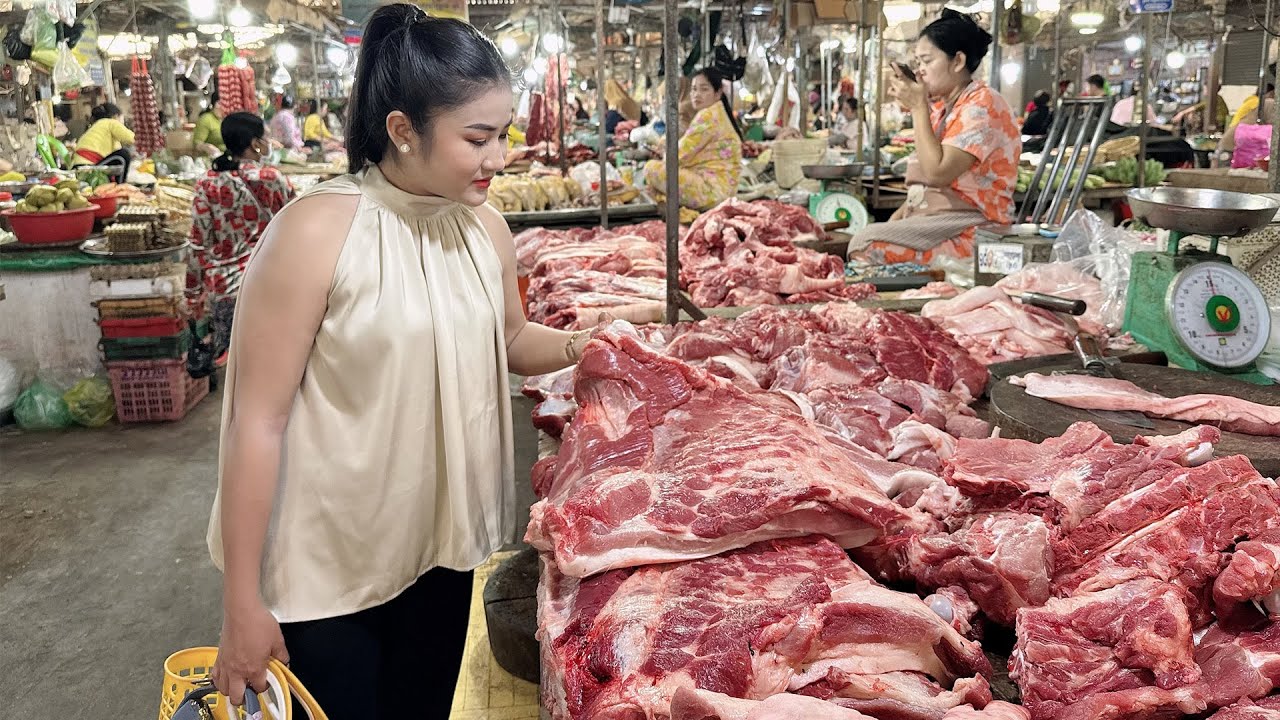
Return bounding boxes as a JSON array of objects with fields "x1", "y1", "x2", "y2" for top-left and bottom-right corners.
[
  {"x1": 107, "y1": 357, "x2": 210, "y2": 423},
  {"x1": 99, "y1": 316, "x2": 186, "y2": 338}
]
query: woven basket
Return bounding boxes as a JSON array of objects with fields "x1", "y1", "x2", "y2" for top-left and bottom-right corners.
[{"x1": 774, "y1": 138, "x2": 828, "y2": 189}]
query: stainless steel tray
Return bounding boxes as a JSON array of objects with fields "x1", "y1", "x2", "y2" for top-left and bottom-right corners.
[
  {"x1": 80, "y1": 236, "x2": 191, "y2": 258},
  {"x1": 1126, "y1": 187, "x2": 1279, "y2": 237}
]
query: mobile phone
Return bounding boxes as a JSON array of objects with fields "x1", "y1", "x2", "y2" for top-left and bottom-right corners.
[{"x1": 894, "y1": 62, "x2": 917, "y2": 82}]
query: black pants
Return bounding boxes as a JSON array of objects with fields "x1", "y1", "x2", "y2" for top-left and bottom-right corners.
[
  {"x1": 280, "y1": 567, "x2": 474, "y2": 720},
  {"x1": 102, "y1": 148, "x2": 132, "y2": 181}
]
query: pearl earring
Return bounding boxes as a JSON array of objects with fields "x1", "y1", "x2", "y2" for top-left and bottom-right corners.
[{"x1": 399, "y1": 143, "x2": 410, "y2": 153}]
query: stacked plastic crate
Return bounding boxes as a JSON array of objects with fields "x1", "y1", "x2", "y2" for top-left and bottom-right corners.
[{"x1": 90, "y1": 262, "x2": 209, "y2": 423}]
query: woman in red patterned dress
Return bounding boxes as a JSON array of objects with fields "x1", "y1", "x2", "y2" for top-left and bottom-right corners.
[{"x1": 189, "y1": 112, "x2": 294, "y2": 354}]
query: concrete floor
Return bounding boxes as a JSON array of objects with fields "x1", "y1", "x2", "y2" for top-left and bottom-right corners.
[{"x1": 0, "y1": 386, "x2": 540, "y2": 718}]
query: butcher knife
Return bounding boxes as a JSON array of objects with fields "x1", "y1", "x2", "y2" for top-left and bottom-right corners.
[{"x1": 1063, "y1": 333, "x2": 1156, "y2": 430}]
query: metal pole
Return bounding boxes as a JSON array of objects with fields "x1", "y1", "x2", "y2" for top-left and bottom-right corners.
[
  {"x1": 854, "y1": 0, "x2": 866, "y2": 155},
  {"x1": 990, "y1": 0, "x2": 1003, "y2": 89},
  {"x1": 1258, "y1": 0, "x2": 1274, "y2": 108},
  {"x1": 1137, "y1": 13, "x2": 1152, "y2": 187},
  {"x1": 554, "y1": 2, "x2": 568, "y2": 176},
  {"x1": 872, "y1": 19, "x2": 883, "y2": 208},
  {"x1": 311, "y1": 37, "x2": 322, "y2": 107},
  {"x1": 664, "y1": 0, "x2": 681, "y2": 325},
  {"x1": 1052, "y1": 3, "x2": 1062, "y2": 100},
  {"x1": 1207, "y1": 21, "x2": 1227, "y2": 134},
  {"x1": 597, "y1": 0, "x2": 609, "y2": 229}
]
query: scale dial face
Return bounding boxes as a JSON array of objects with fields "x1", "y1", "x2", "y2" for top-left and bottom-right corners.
[
  {"x1": 1165, "y1": 261, "x2": 1271, "y2": 369},
  {"x1": 814, "y1": 192, "x2": 868, "y2": 230}
]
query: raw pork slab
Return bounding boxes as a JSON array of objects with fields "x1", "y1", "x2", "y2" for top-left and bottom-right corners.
[
  {"x1": 1010, "y1": 578, "x2": 1206, "y2": 720},
  {"x1": 1053, "y1": 477, "x2": 1280, "y2": 612},
  {"x1": 1210, "y1": 696, "x2": 1280, "y2": 720},
  {"x1": 1214, "y1": 529, "x2": 1280, "y2": 621},
  {"x1": 1196, "y1": 622, "x2": 1280, "y2": 708},
  {"x1": 669, "y1": 687, "x2": 879, "y2": 720},
  {"x1": 940, "y1": 702, "x2": 1031, "y2": 720},
  {"x1": 1012, "y1": 372, "x2": 1280, "y2": 437},
  {"x1": 944, "y1": 423, "x2": 1219, "y2": 525},
  {"x1": 527, "y1": 326, "x2": 929, "y2": 577},
  {"x1": 537, "y1": 536, "x2": 992, "y2": 720},
  {"x1": 1053, "y1": 453, "x2": 1256, "y2": 574},
  {"x1": 922, "y1": 286, "x2": 1074, "y2": 364}
]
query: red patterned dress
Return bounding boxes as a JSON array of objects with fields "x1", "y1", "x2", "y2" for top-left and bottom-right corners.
[{"x1": 188, "y1": 164, "x2": 293, "y2": 297}]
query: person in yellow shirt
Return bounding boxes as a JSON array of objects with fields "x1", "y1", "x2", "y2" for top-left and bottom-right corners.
[
  {"x1": 71, "y1": 102, "x2": 135, "y2": 178},
  {"x1": 194, "y1": 93, "x2": 226, "y2": 156},
  {"x1": 302, "y1": 100, "x2": 334, "y2": 150},
  {"x1": 1230, "y1": 83, "x2": 1274, "y2": 128}
]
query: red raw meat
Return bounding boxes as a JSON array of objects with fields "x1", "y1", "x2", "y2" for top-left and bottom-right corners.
[
  {"x1": 669, "y1": 687, "x2": 880, "y2": 720},
  {"x1": 1210, "y1": 696, "x2": 1280, "y2": 719},
  {"x1": 860, "y1": 312, "x2": 989, "y2": 400},
  {"x1": 538, "y1": 536, "x2": 992, "y2": 720},
  {"x1": 1213, "y1": 529, "x2": 1280, "y2": 621},
  {"x1": 525, "y1": 324, "x2": 930, "y2": 577},
  {"x1": 1053, "y1": 477, "x2": 1280, "y2": 611},
  {"x1": 921, "y1": 286, "x2": 1075, "y2": 365},
  {"x1": 1010, "y1": 578, "x2": 1207, "y2": 720},
  {"x1": 1196, "y1": 622, "x2": 1280, "y2": 708},
  {"x1": 941, "y1": 702, "x2": 1032, "y2": 719},
  {"x1": 1012, "y1": 372, "x2": 1280, "y2": 437}
]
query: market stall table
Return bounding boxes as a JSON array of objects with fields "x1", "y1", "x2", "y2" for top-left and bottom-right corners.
[{"x1": 0, "y1": 243, "x2": 187, "y2": 373}]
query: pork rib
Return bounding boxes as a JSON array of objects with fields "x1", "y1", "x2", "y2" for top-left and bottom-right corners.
[
  {"x1": 538, "y1": 536, "x2": 992, "y2": 720},
  {"x1": 527, "y1": 324, "x2": 929, "y2": 577},
  {"x1": 1011, "y1": 372, "x2": 1280, "y2": 437},
  {"x1": 1010, "y1": 578, "x2": 1206, "y2": 720},
  {"x1": 1196, "y1": 622, "x2": 1280, "y2": 708}
]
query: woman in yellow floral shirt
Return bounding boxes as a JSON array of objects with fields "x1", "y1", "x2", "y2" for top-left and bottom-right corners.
[
  {"x1": 644, "y1": 67, "x2": 743, "y2": 211},
  {"x1": 846, "y1": 10, "x2": 1020, "y2": 264}
]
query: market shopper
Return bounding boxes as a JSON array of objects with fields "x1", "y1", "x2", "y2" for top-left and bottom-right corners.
[
  {"x1": 1083, "y1": 74, "x2": 1107, "y2": 97},
  {"x1": 1021, "y1": 90, "x2": 1053, "y2": 136},
  {"x1": 70, "y1": 102, "x2": 134, "y2": 178},
  {"x1": 268, "y1": 96, "x2": 303, "y2": 150},
  {"x1": 846, "y1": 9, "x2": 1020, "y2": 263},
  {"x1": 302, "y1": 99, "x2": 335, "y2": 149},
  {"x1": 641, "y1": 66, "x2": 744, "y2": 211},
  {"x1": 193, "y1": 94, "x2": 226, "y2": 156},
  {"x1": 206, "y1": 5, "x2": 594, "y2": 719},
  {"x1": 188, "y1": 112, "x2": 293, "y2": 356}
]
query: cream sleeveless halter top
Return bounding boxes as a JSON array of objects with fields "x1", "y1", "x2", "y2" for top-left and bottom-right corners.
[{"x1": 207, "y1": 165, "x2": 516, "y2": 622}]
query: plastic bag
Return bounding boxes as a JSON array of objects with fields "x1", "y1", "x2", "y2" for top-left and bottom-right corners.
[
  {"x1": 184, "y1": 54, "x2": 213, "y2": 89},
  {"x1": 0, "y1": 355, "x2": 22, "y2": 412},
  {"x1": 568, "y1": 161, "x2": 621, "y2": 195},
  {"x1": 20, "y1": 7, "x2": 56, "y2": 51},
  {"x1": 14, "y1": 378, "x2": 73, "y2": 430},
  {"x1": 996, "y1": 258, "x2": 1108, "y2": 335},
  {"x1": 63, "y1": 376, "x2": 114, "y2": 427},
  {"x1": 53, "y1": 42, "x2": 90, "y2": 92}
]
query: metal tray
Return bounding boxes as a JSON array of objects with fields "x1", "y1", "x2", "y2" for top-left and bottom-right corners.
[
  {"x1": 802, "y1": 163, "x2": 865, "y2": 180},
  {"x1": 1126, "y1": 187, "x2": 1279, "y2": 237},
  {"x1": 80, "y1": 236, "x2": 191, "y2": 258}
]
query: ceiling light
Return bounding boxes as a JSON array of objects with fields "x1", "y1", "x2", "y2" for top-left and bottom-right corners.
[
  {"x1": 227, "y1": 3, "x2": 252, "y2": 28},
  {"x1": 541, "y1": 33, "x2": 564, "y2": 54},
  {"x1": 1124, "y1": 35, "x2": 1143, "y2": 53},
  {"x1": 1037, "y1": 0, "x2": 1060, "y2": 11},
  {"x1": 276, "y1": 42, "x2": 298, "y2": 66},
  {"x1": 188, "y1": 0, "x2": 215, "y2": 20},
  {"x1": 1078, "y1": 27, "x2": 1098, "y2": 35},
  {"x1": 522, "y1": 66, "x2": 539, "y2": 84},
  {"x1": 1070, "y1": 10, "x2": 1104, "y2": 26},
  {"x1": 500, "y1": 37, "x2": 519, "y2": 58},
  {"x1": 1166, "y1": 50, "x2": 1187, "y2": 69},
  {"x1": 1000, "y1": 61, "x2": 1022, "y2": 85},
  {"x1": 883, "y1": 2, "x2": 924, "y2": 24},
  {"x1": 272, "y1": 66, "x2": 291, "y2": 87},
  {"x1": 579, "y1": 80, "x2": 589, "y2": 91}
]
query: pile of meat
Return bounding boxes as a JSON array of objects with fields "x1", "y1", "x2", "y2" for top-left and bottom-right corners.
[
  {"x1": 921, "y1": 262, "x2": 1125, "y2": 365},
  {"x1": 528, "y1": 316, "x2": 1020, "y2": 720},
  {"x1": 524, "y1": 303, "x2": 1280, "y2": 720},
  {"x1": 515, "y1": 199, "x2": 877, "y2": 329},
  {"x1": 860, "y1": 420, "x2": 1280, "y2": 719}
]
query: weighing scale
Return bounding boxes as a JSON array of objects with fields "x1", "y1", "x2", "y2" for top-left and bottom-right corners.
[
  {"x1": 802, "y1": 163, "x2": 869, "y2": 231},
  {"x1": 1122, "y1": 187, "x2": 1278, "y2": 385}
]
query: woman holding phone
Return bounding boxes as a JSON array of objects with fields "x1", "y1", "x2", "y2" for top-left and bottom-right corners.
[{"x1": 847, "y1": 9, "x2": 1020, "y2": 264}]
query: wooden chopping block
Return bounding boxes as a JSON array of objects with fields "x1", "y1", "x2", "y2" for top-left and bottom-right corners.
[
  {"x1": 482, "y1": 547, "x2": 540, "y2": 684},
  {"x1": 988, "y1": 363, "x2": 1280, "y2": 476}
]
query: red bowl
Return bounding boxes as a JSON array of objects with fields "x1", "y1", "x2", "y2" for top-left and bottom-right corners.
[
  {"x1": 2, "y1": 205, "x2": 99, "y2": 245},
  {"x1": 91, "y1": 195, "x2": 119, "y2": 219}
]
